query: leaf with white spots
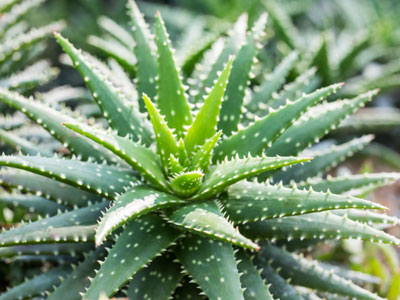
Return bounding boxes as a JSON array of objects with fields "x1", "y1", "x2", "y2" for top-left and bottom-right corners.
[
  {"x1": 193, "y1": 155, "x2": 311, "y2": 200},
  {"x1": 0, "y1": 265, "x2": 72, "y2": 300},
  {"x1": 127, "y1": 0, "x2": 157, "y2": 111},
  {"x1": 0, "y1": 155, "x2": 136, "y2": 199},
  {"x1": 247, "y1": 50, "x2": 298, "y2": 113},
  {"x1": 0, "y1": 192, "x2": 66, "y2": 216},
  {"x1": 55, "y1": 33, "x2": 153, "y2": 145},
  {"x1": 175, "y1": 234, "x2": 244, "y2": 300},
  {"x1": 190, "y1": 131, "x2": 221, "y2": 173},
  {"x1": 0, "y1": 88, "x2": 115, "y2": 163},
  {"x1": 268, "y1": 68, "x2": 317, "y2": 110},
  {"x1": 214, "y1": 83, "x2": 343, "y2": 160},
  {"x1": 83, "y1": 214, "x2": 180, "y2": 299},
  {"x1": 155, "y1": 12, "x2": 192, "y2": 138},
  {"x1": 0, "y1": 202, "x2": 107, "y2": 247},
  {"x1": 184, "y1": 58, "x2": 232, "y2": 154},
  {"x1": 0, "y1": 169, "x2": 103, "y2": 207},
  {"x1": 48, "y1": 247, "x2": 107, "y2": 300},
  {"x1": 218, "y1": 13, "x2": 268, "y2": 136},
  {"x1": 260, "y1": 244, "x2": 385, "y2": 300},
  {"x1": 240, "y1": 211, "x2": 400, "y2": 245},
  {"x1": 273, "y1": 135, "x2": 374, "y2": 184},
  {"x1": 143, "y1": 94, "x2": 180, "y2": 173},
  {"x1": 173, "y1": 277, "x2": 204, "y2": 300},
  {"x1": 169, "y1": 170, "x2": 204, "y2": 197},
  {"x1": 267, "y1": 90, "x2": 378, "y2": 156},
  {"x1": 96, "y1": 186, "x2": 185, "y2": 245},
  {"x1": 333, "y1": 209, "x2": 400, "y2": 227},
  {"x1": 236, "y1": 249, "x2": 274, "y2": 300},
  {"x1": 222, "y1": 181, "x2": 385, "y2": 223},
  {"x1": 64, "y1": 122, "x2": 169, "y2": 191},
  {"x1": 0, "y1": 243, "x2": 93, "y2": 258},
  {"x1": 127, "y1": 253, "x2": 182, "y2": 300},
  {"x1": 166, "y1": 201, "x2": 259, "y2": 250},
  {"x1": 298, "y1": 172, "x2": 400, "y2": 195}
]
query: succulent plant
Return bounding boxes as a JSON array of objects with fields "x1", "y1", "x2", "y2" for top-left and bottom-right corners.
[{"x1": 0, "y1": 1, "x2": 399, "y2": 300}]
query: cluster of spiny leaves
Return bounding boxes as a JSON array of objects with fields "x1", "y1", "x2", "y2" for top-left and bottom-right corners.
[{"x1": 0, "y1": 1, "x2": 400, "y2": 299}]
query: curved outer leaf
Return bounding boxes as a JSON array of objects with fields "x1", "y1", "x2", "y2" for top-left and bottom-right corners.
[
  {"x1": 236, "y1": 249, "x2": 273, "y2": 300},
  {"x1": 0, "y1": 169, "x2": 103, "y2": 207},
  {"x1": 0, "y1": 127, "x2": 52, "y2": 156},
  {"x1": 0, "y1": 202, "x2": 107, "y2": 247},
  {"x1": 260, "y1": 244, "x2": 385, "y2": 300},
  {"x1": 55, "y1": 33, "x2": 153, "y2": 145},
  {"x1": 240, "y1": 211, "x2": 400, "y2": 245},
  {"x1": 0, "y1": 155, "x2": 136, "y2": 199},
  {"x1": 64, "y1": 123, "x2": 169, "y2": 191},
  {"x1": 166, "y1": 201, "x2": 259, "y2": 250},
  {"x1": 248, "y1": 50, "x2": 298, "y2": 113},
  {"x1": 193, "y1": 155, "x2": 311, "y2": 200},
  {"x1": 298, "y1": 172, "x2": 400, "y2": 194},
  {"x1": 48, "y1": 247, "x2": 107, "y2": 300},
  {"x1": 143, "y1": 94, "x2": 180, "y2": 172},
  {"x1": 273, "y1": 135, "x2": 374, "y2": 184},
  {"x1": 218, "y1": 13, "x2": 268, "y2": 136},
  {"x1": 257, "y1": 264, "x2": 304, "y2": 300},
  {"x1": 222, "y1": 181, "x2": 385, "y2": 223},
  {"x1": 214, "y1": 83, "x2": 343, "y2": 160},
  {"x1": 0, "y1": 88, "x2": 114, "y2": 162},
  {"x1": 0, "y1": 192, "x2": 66, "y2": 215},
  {"x1": 0, "y1": 242, "x2": 93, "y2": 258},
  {"x1": 127, "y1": 253, "x2": 182, "y2": 300},
  {"x1": 83, "y1": 214, "x2": 180, "y2": 299},
  {"x1": 96, "y1": 186, "x2": 185, "y2": 245},
  {"x1": 175, "y1": 234, "x2": 244, "y2": 300},
  {"x1": 155, "y1": 12, "x2": 192, "y2": 138},
  {"x1": 127, "y1": 0, "x2": 157, "y2": 111},
  {"x1": 267, "y1": 90, "x2": 378, "y2": 156},
  {"x1": 184, "y1": 58, "x2": 233, "y2": 154},
  {"x1": 0, "y1": 265, "x2": 72, "y2": 300}
]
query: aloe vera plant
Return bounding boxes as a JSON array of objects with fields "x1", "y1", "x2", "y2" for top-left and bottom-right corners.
[{"x1": 0, "y1": 1, "x2": 399, "y2": 300}]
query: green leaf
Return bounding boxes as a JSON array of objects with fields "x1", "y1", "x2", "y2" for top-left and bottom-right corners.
[
  {"x1": 64, "y1": 122, "x2": 169, "y2": 191},
  {"x1": 333, "y1": 209, "x2": 400, "y2": 226},
  {"x1": 273, "y1": 135, "x2": 374, "y2": 184},
  {"x1": 0, "y1": 113, "x2": 25, "y2": 130},
  {"x1": 267, "y1": 90, "x2": 378, "y2": 156},
  {"x1": 173, "y1": 277, "x2": 203, "y2": 300},
  {"x1": 268, "y1": 68, "x2": 317, "y2": 110},
  {"x1": 127, "y1": 0, "x2": 158, "y2": 111},
  {"x1": 0, "y1": 127, "x2": 52, "y2": 157},
  {"x1": 175, "y1": 234, "x2": 244, "y2": 300},
  {"x1": 247, "y1": 50, "x2": 298, "y2": 113},
  {"x1": 218, "y1": 13, "x2": 267, "y2": 136},
  {"x1": 83, "y1": 214, "x2": 180, "y2": 299},
  {"x1": 0, "y1": 265, "x2": 72, "y2": 300},
  {"x1": 0, "y1": 0, "x2": 19, "y2": 13},
  {"x1": 236, "y1": 249, "x2": 273, "y2": 300},
  {"x1": 240, "y1": 211, "x2": 400, "y2": 245},
  {"x1": 298, "y1": 172, "x2": 400, "y2": 194},
  {"x1": 257, "y1": 264, "x2": 304, "y2": 300},
  {"x1": 337, "y1": 31, "x2": 369, "y2": 77},
  {"x1": 0, "y1": 169, "x2": 103, "y2": 207},
  {"x1": 169, "y1": 170, "x2": 204, "y2": 197},
  {"x1": 0, "y1": 155, "x2": 136, "y2": 199},
  {"x1": 127, "y1": 253, "x2": 182, "y2": 300},
  {"x1": 184, "y1": 58, "x2": 233, "y2": 154},
  {"x1": 222, "y1": 181, "x2": 385, "y2": 223},
  {"x1": 155, "y1": 12, "x2": 192, "y2": 138},
  {"x1": 361, "y1": 143, "x2": 400, "y2": 170},
  {"x1": 55, "y1": 33, "x2": 153, "y2": 145},
  {"x1": 194, "y1": 155, "x2": 310, "y2": 200},
  {"x1": 260, "y1": 244, "x2": 384, "y2": 300},
  {"x1": 214, "y1": 83, "x2": 343, "y2": 160},
  {"x1": 98, "y1": 16, "x2": 135, "y2": 49},
  {"x1": 166, "y1": 201, "x2": 259, "y2": 250},
  {"x1": 0, "y1": 88, "x2": 115, "y2": 163},
  {"x1": 96, "y1": 186, "x2": 184, "y2": 245},
  {"x1": 0, "y1": 202, "x2": 107, "y2": 247},
  {"x1": 191, "y1": 131, "x2": 222, "y2": 173},
  {"x1": 143, "y1": 93, "x2": 180, "y2": 172},
  {"x1": 0, "y1": 192, "x2": 66, "y2": 215},
  {"x1": 263, "y1": 0, "x2": 301, "y2": 49},
  {"x1": 0, "y1": 243, "x2": 93, "y2": 258},
  {"x1": 311, "y1": 33, "x2": 331, "y2": 85},
  {"x1": 48, "y1": 247, "x2": 107, "y2": 300}
]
